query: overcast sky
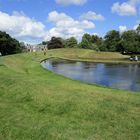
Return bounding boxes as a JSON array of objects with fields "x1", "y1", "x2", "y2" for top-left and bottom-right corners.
[{"x1": 0, "y1": 0, "x2": 139, "y2": 44}]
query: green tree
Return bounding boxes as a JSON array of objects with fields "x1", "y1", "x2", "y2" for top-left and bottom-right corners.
[
  {"x1": 47, "y1": 37, "x2": 64, "y2": 49},
  {"x1": 121, "y1": 30, "x2": 140, "y2": 53},
  {"x1": 0, "y1": 31, "x2": 21, "y2": 56},
  {"x1": 79, "y1": 33, "x2": 92, "y2": 49},
  {"x1": 79, "y1": 34, "x2": 102, "y2": 51},
  {"x1": 20, "y1": 42, "x2": 27, "y2": 52},
  {"x1": 91, "y1": 35, "x2": 103, "y2": 51},
  {"x1": 64, "y1": 37, "x2": 78, "y2": 48},
  {"x1": 104, "y1": 30, "x2": 121, "y2": 52},
  {"x1": 91, "y1": 35, "x2": 100, "y2": 44},
  {"x1": 99, "y1": 43, "x2": 108, "y2": 52},
  {"x1": 42, "y1": 41, "x2": 49, "y2": 45}
]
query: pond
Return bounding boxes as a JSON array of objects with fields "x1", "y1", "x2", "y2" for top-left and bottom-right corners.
[{"x1": 41, "y1": 58, "x2": 140, "y2": 92}]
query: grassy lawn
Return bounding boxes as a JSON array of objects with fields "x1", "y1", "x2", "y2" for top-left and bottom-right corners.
[{"x1": 0, "y1": 48, "x2": 140, "y2": 140}]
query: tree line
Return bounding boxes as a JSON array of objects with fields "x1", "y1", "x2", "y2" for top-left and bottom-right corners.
[
  {"x1": 0, "y1": 31, "x2": 22, "y2": 56},
  {"x1": 44, "y1": 24, "x2": 140, "y2": 54},
  {"x1": 0, "y1": 24, "x2": 140, "y2": 56}
]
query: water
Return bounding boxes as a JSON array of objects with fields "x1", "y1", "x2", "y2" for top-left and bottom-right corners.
[{"x1": 41, "y1": 58, "x2": 140, "y2": 92}]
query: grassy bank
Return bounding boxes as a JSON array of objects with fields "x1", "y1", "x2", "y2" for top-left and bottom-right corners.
[
  {"x1": 43, "y1": 48, "x2": 140, "y2": 64},
  {"x1": 0, "y1": 48, "x2": 140, "y2": 140}
]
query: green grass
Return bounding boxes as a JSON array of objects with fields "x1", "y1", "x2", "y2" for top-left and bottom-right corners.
[
  {"x1": 42, "y1": 48, "x2": 139, "y2": 63},
  {"x1": 0, "y1": 48, "x2": 140, "y2": 140}
]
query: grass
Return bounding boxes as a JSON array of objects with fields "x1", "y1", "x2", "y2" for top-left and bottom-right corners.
[
  {"x1": 0, "y1": 48, "x2": 140, "y2": 140},
  {"x1": 42, "y1": 48, "x2": 139, "y2": 64}
]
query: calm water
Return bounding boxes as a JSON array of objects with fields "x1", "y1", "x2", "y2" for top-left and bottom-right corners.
[{"x1": 41, "y1": 58, "x2": 140, "y2": 92}]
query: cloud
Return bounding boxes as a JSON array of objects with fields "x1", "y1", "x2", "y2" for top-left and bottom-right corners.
[
  {"x1": 111, "y1": 2, "x2": 137, "y2": 16},
  {"x1": 133, "y1": 20, "x2": 140, "y2": 29},
  {"x1": 119, "y1": 26, "x2": 127, "y2": 32},
  {"x1": 0, "y1": 10, "x2": 95, "y2": 43},
  {"x1": 133, "y1": 24, "x2": 139, "y2": 29},
  {"x1": 80, "y1": 11, "x2": 105, "y2": 21},
  {"x1": 46, "y1": 11, "x2": 95, "y2": 40},
  {"x1": 129, "y1": 0, "x2": 140, "y2": 6},
  {"x1": 55, "y1": 0, "x2": 87, "y2": 6},
  {"x1": 111, "y1": 0, "x2": 140, "y2": 16},
  {"x1": 0, "y1": 11, "x2": 46, "y2": 42}
]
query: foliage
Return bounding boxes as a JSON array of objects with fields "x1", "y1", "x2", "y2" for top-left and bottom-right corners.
[
  {"x1": 79, "y1": 34, "x2": 102, "y2": 51},
  {"x1": 121, "y1": 30, "x2": 140, "y2": 53},
  {"x1": 64, "y1": 37, "x2": 78, "y2": 48},
  {"x1": 79, "y1": 33, "x2": 92, "y2": 49},
  {"x1": 0, "y1": 31, "x2": 22, "y2": 56},
  {"x1": 19, "y1": 42, "x2": 28, "y2": 52},
  {"x1": 42, "y1": 25, "x2": 140, "y2": 53},
  {"x1": 103, "y1": 30, "x2": 121, "y2": 52},
  {"x1": 42, "y1": 41, "x2": 49, "y2": 45},
  {"x1": 47, "y1": 37, "x2": 64, "y2": 49}
]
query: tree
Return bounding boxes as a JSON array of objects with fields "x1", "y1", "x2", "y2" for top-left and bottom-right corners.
[
  {"x1": 91, "y1": 35, "x2": 103, "y2": 51},
  {"x1": 0, "y1": 31, "x2": 22, "y2": 56},
  {"x1": 99, "y1": 43, "x2": 108, "y2": 52},
  {"x1": 104, "y1": 30, "x2": 121, "y2": 52},
  {"x1": 42, "y1": 41, "x2": 49, "y2": 45},
  {"x1": 79, "y1": 34, "x2": 102, "y2": 51},
  {"x1": 20, "y1": 42, "x2": 27, "y2": 52},
  {"x1": 79, "y1": 33, "x2": 92, "y2": 49},
  {"x1": 91, "y1": 35, "x2": 100, "y2": 44},
  {"x1": 121, "y1": 30, "x2": 140, "y2": 53},
  {"x1": 64, "y1": 37, "x2": 78, "y2": 48},
  {"x1": 47, "y1": 37, "x2": 64, "y2": 49}
]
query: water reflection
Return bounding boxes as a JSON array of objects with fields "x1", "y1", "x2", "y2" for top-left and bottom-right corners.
[{"x1": 41, "y1": 59, "x2": 140, "y2": 92}]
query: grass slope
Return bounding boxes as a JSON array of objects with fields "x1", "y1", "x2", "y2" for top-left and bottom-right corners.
[
  {"x1": 0, "y1": 48, "x2": 140, "y2": 140},
  {"x1": 43, "y1": 48, "x2": 139, "y2": 63}
]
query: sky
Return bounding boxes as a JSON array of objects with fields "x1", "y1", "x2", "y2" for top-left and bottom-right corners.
[{"x1": 0, "y1": 0, "x2": 140, "y2": 44}]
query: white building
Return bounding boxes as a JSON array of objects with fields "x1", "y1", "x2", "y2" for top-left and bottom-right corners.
[{"x1": 25, "y1": 44, "x2": 48, "y2": 52}]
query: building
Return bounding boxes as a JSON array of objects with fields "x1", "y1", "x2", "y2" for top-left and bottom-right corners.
[{"x1": 25, "y1": 44, "x2": 48, "y2": 52}]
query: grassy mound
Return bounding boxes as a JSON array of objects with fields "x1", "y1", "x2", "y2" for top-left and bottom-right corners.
[{"x1": 46, "y1": 48, "x2": 130, "y2": 62}]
